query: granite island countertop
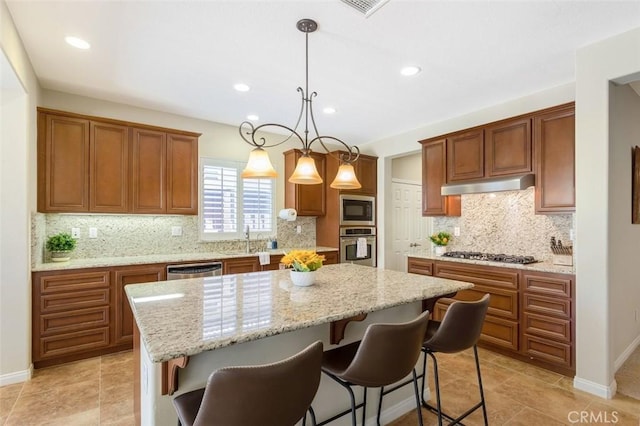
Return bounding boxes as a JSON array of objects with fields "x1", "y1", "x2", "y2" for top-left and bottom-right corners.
[
  {"x1": 32, "y1": 246, "x2": 338, "y2": 272},
  {"x1": 125, "y1": 263, "x2": 474, "y2": 363},
  {"x1": 407, "y1": 250, "x2": 575, "y2": 275}
]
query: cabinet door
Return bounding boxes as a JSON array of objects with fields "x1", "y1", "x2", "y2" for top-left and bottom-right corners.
[
  {"x1": 167, "y1": 133, "x2": 198, "y2": 215},
  {"x1": 284, "y1": 149, "x2": 326, "y2": 216},
  {"x1": 261, "y1": 254, "x2": 284, "y2": 271},
  {"x1": 534, "y1": 104, "x2": 575, "y2": 213},
  {"x1": 407, "y1": 257, "x2": 433, "y2": 276},
  {"x1": 114, "y1": 265, "x2": 165, "y2": 346},
  {"x1": 354, "y1": 155, "x2": 377, "y2": 195},
  {"x1": 447, "y1": 130, "x2": 484, "y2": 182},
  {"x1": 132, "y1": 128, "x2": 166, "y2": 213},
  {"x1": 224, "y1": 257, "x2": 261, "y2": 275},
  {"x1": 38, "y1": 113, "x2": 90, "y2": 212},
  {"x1": 90, "y1": 121, "x2": 129, "y2": 213},
  {"x1": 323, "y1": 251, "x2": 339, "y2": 265},
  {"x1": 485, "y1": 117, "x2": 532, "y2": 177},
  {"x1": 421, "y1": 139, "x2": 461, "y2": 216}
]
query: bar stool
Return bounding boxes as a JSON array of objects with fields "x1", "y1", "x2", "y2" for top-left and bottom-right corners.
[
  {"x1": 421, "y1": 294, "x2": 490, "y2": 426},
  {"x1": 172, "y1": 340, "x2": 323, "y2": 426},
  {"x1": 319, "y1": 310, "x2": 431, "y2": 426}
]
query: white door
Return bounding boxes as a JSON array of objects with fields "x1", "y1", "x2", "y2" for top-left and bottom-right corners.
[{"x1": 388, "y1": 181, "x2": 431, "y2": 271}]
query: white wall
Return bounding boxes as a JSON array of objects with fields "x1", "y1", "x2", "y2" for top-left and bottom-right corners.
[
  {"x1": 391, "y1": 153, "x2": 421, "y2": 182},
  {"x1": 363, "y1": 82, "x2": 575, "y2": 269},
  {"x1": 574, "y1": 26, "x2": 640, "y2": 398},
  {"x1": 609, "y1": 84, "x2": 640, "y2": 366},
  {"x1": 0, "y1": 0, "x2": 41, "y2": 384}
]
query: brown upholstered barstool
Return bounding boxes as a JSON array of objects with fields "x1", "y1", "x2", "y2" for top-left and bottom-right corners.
[
  {"x1": 172, "y1": 340, "x2": 323, "y2": 426},
  {"x1": 318, "y1": 310, "x2": 431, "y2": 426},
  {"x1": 421, "y1": 294, "x2": 490, "y2": 426}
]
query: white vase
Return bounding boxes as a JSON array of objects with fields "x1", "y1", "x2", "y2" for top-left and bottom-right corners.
[
  {"x1": 50, "y1": 250, "x2": 72, "y2": 262},
  {"x1": 434, "y1": 246, "x2": 447, "y2": 256},
  {"x1": 290, "y1": 270, "x2": 316, "y2": 287}
]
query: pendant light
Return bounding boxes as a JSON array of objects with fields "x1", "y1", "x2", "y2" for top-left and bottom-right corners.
[{"x1": 238, "y1": 19, "x2": 361, "y2": 188}]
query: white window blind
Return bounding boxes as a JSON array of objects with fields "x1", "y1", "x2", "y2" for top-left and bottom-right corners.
[{"x1": 200, "y1": 159, "x2": 275, "y2": 240}]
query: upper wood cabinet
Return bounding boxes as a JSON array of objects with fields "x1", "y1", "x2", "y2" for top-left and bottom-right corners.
[
  {"x1": 90, "y1": 122, "x2": 129, "y2": 213},
  {"x1": 284, "y1": 149, "x2": 326, "y2": 216},
  {"x1": 420, "y1": 138, "x2": 461, "y2": 217},
  {"x1": 447, "y1": 130, "x2": 485, "y2": 182},
  {"x1": 37, "y1": 108, "x2": 200, "y2": 215},
  {"x1": 349, "y1": 154, "x2": 378, "y2": 195},
  {"x1": 485, "y1": 117, "x2": 532, "y2": 177},
  {"x1": 534, "y1": 104, "x2": 575, "y2": 213},
  {"x1": 38, "y1": 114, "x2": 90, "y2": 212}
]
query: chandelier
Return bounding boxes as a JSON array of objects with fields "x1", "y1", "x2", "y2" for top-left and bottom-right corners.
[{"x1": 238, "y1": 18, "x2": 361, "y2": 189}]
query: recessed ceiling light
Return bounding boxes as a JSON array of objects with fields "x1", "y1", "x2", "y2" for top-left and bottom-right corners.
[
  {"x1": 247, "y1": 114, "x2": 259, "y2": 121},
  {"x1": 234, "y1": 83, "x2": 250, "y2": 92},
  {"x1": 65, "y1": 36, "x2": 90, "y2": 50},
  {"x1": 400, "y1": 66, "x2": 421, "y2": 76},
  {"x1": 323, "y1": 107, "x2": 336, "y2": 114}
]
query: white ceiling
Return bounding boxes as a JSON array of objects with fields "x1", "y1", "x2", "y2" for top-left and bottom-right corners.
[{"x1": 6, "y1": 1, "x2": 640, "y2": 145}]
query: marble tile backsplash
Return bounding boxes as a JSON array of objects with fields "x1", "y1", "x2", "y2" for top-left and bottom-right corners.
[
  {"x1": 32, "y1": 213, "x2": 316, "y2": 265},
  {"x1": 433, "y1": 188, "x2": 573, "y2": 262}
]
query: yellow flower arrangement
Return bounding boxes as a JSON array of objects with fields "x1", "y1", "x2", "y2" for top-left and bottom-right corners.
[
  {"x1": 281, "y1": 250, "x2": 326, "y2": 272},
  {"x1": 429, "y1": 231, "x2": 451, "y2": 246}
]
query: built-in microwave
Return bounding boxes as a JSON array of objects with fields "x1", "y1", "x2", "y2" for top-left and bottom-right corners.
[{"x1": 339, "y1": 194, "x2": 375, "y2": 226}]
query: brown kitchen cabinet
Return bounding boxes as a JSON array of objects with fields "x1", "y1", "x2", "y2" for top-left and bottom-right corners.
[
  {"x1": 534, "y1": 103, "x2": 575, "y2": 213},
  {"x1": 113, "y1": 265, "x2": 165, "y2": 346},
  {"x1": 37, "y1": 108, "x2": 200, "y2": 215},
  {"x1": 446, "y1": 129, "x2": 485, "y2": 182},
  {"x1": 521, "y1": 271, "x2": 574, "y2": 374},
  {"x1": 350, "y1": 153, "x2": 378, "y2": 195},
  {"x1": 32, "y1": 269, "x2": 113, "y2": 368},
  {"x1": 485, "y1": 117, "x2": 532, "y2": 177},
  {"x1": 260, "y1": 254, "x2": 284, "y2": 271},
  {"x1": 37, "y1": 113, "x2": 90, "y2": 212},
  {"x1": 408, "y1": 257, "x2": 576, "y2": 375},
  {"x1": 419, "y1": 139, "x2": 461, "y2": 217},
  {"x1": 284, "y1": 149, "x2": 326, "y2": 216},
  {"x1": 322, "y1": 250, "x2": 339, "y2": 265},
  {"x1": 223, "y1": 257, "x2": 261, "y2": 275}
]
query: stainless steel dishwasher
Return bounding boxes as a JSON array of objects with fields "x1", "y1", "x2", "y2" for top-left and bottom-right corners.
[{"x1": 166, "y1": 262, "x2": 223, "y2": 280}]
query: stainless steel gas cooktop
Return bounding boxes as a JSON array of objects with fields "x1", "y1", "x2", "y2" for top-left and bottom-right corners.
[{"x1": 441, "y1": 251, "x2": 538, "y2": 265}]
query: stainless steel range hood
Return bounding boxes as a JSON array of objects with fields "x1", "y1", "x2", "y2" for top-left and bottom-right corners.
[{"x1": 441, "y1": 174, "x2": 535, "y2": 196}]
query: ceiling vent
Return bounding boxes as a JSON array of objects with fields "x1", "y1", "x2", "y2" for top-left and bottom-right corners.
[{"x1": 340, "y1": 0, "x2": 391, "y2": 18}]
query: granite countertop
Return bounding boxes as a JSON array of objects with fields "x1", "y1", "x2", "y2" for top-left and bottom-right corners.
[
  {"x1": 125, "y1": 263, "x2": 474, "y2": 363},
  {"x1": 407, "y1": 250, "x2": 575, "y2": 275},
  {"x1": 32, "y1": 246, "x2": 338, "y2": 272}
]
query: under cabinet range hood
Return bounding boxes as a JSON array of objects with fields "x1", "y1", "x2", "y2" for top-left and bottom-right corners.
[{"x1": 441, "y1": 174, "x2": 535, "y2": 196}]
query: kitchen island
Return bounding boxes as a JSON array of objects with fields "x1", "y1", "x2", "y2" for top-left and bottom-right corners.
[{"x1": 125, "y1": 263, "x2": 474, "y2": 426}]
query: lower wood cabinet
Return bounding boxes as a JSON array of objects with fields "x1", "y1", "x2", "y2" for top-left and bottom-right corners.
[
  {"x1": 408, "y1": 257, "x2": 575, "y2": 375},
  {"x1": 114, "y1": 265, "x2": 166, "y2": 345},
  {"x1": 223, "y1": 257, "x2": 260, "y2": 275}
]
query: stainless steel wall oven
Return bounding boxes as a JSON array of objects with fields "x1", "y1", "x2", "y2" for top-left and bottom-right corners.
[{"x1": 339, "y1": 227, "x2": 376, "y2": 267}]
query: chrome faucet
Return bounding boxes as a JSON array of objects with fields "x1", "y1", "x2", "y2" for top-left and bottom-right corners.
[{"x1": 244, "y1": 225, "x2": 250, "y2": 253}]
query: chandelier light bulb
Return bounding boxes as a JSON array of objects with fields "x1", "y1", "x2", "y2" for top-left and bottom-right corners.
[
  {"x1": 330, "y1": 163, "x2": 361, "y2": 189},
  {"x1": 241, "y1": 148, "x2": 277, "y2": 178},
  {"x1": 288, "y1": 155, "x2": 323, "y2": 185}
]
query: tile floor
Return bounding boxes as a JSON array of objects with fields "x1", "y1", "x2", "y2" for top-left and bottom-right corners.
[{"x1": 0, "y1": 347, "x2": 638, "y2": 425}]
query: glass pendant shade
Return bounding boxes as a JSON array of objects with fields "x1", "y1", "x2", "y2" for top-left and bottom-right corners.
[
  {"x1": 241, "y1": 147, "x2": 278, "y2": 178},
  {"x1": 288, "y1": 155, "x2": 323, "y2": 185},
  {"x1": 330, "y1": 163, "x2": 362, "y2": 189}
]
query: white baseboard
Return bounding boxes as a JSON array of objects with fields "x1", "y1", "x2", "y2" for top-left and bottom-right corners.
[
  {"x1": 614, "y1": 334, "x2": 640, "y2": 371},
  {"x1": 573, "y1": 376, "x2": 617, "y2": 399},
  {"x1": 0, "y1": 364, "x2": 32, "y2": 386}
]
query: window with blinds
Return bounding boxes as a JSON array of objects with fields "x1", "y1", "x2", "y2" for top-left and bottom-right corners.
[{"x1": 200, "y1": 158, "x2": 275, "y2": 240}]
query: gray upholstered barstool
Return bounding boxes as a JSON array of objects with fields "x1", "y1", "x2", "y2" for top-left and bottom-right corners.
[
  {"x1": 421, "y1": 294, "x2": 490, "y2": 426},
  {"x1": 318, "y1": 310, "x2": 431, "y2": 426},
  {"x1": 172, "y1": 340, "x2": 323, "y2": 426}
]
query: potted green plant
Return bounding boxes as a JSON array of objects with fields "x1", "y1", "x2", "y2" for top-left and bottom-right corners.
[
  {"x1": 429, "y1": 231, "x2": 452, "y2": 256},
  {"x1": 46, "y1": 232, "x2": 77, "y2": 262}
]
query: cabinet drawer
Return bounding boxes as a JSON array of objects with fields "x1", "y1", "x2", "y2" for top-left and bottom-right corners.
[
  {"x1": 523, "y1": 312, "x2": 570, "y2": 343},
  {"x1": 434, "y1": 301, "x2": 518, "y2": 351},
  {"x1": 523, "y1": 293, "x2": 571, "y2": 319},
  {"x1": 38, "y1": 271, "x2": 110, "y2": 294},
  {"x1": 41, "y1": 306, "x2": 109, "y2": 335},
  {"x1": 38, "y1": 327, "x2": 110, "y2": 360},
  {"x1": 435, "y1": 261, "x2": 519, "y2": 289},
  {"x1": 41, "y1": 289, "x2": 110, "y2": 313},
  {"x1": 407, "y1": 258, "x2": 433, "y2": 276},
  {"x1": 523, "y1": 334, "x2": 572, "y2": 369},
  {"x1": 453, "y1": 286, "x2": 518, "y2": 320},
  {"x1": 522, "y1": 273, "x2": 572, "y2": 298}
]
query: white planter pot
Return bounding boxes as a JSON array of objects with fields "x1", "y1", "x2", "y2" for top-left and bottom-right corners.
[
  {"x1": 290, "y1": 270, "x2": 316, "y2": 287},
  {"x1": 434, "y1": 246, "x2": 447, "y2": 256},
  {"x1": 50, "y1": 250, "x2": 72, "y2": 262}
]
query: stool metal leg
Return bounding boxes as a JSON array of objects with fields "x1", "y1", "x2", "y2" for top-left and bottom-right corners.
[
  {"x1": 473, "y1": 345, "x2": 488, "y2": 426},
  {"x1": 376, "y1": 386, "x2": 384, "y2": 426},
  {"x1": 361, "y1": 387, "x2": 367, "y2": 426},
  {"x1": 411, "y1": 368, "x2": 424, "y2": 426}
]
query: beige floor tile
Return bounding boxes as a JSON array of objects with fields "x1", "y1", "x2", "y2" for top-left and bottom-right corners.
[
  {"x1": 503, "y1": 406, "x2": 566, "y2": 426},
  {"x1": 100, "y1": 399, "x2": 134, "y2": 424},
  {"x1": 100, "y1": 414, "x2": 136, "y2": 426},
  {"x1": 0, "y1": 383, "x2": 23, "y2": 400},
  {"x1": 21, "y1": 358, "x2": 100, "y2": 396},
  {"x1": 584, "y1": 399, "x2": 640, "y2": 426},
  {"x1": 487, "y1": 355, "x2": 564, "y2": 385},
  {"x1": 0, "y1": 383, "x2": 23, "y2": 420},
  {"x1": 100, "y1": 381, "x2": 133, "y2": 406}
]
